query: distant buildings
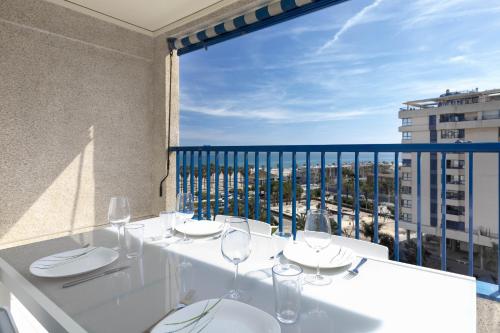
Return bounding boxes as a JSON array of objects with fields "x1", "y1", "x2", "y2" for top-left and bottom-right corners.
[{"x1": 398, "y1": 88, "x2": 500, "y2": 251}]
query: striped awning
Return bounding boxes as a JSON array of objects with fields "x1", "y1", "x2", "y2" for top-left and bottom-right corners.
[{"x1": 168, "y1": 0, "x2": 348, "y2": 55}]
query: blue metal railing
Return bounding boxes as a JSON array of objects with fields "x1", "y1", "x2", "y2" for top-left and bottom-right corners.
[{"x1": 170, "y1": 143, "x2": 500, "y2": 300}]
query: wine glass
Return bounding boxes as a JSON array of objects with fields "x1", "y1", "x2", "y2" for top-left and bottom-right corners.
[
  {"x1": 303, "y1": 209, "x2": 332, "y2": 286},
  {"x1": 221, "y1": 217, "x2": 251, "y2": 300},
  {"x1": 176, "y1": 192, "x2": 194, "y2": 244},
  {"x1": 108, "y1": 197, "x2": 131, "y2": 251}
]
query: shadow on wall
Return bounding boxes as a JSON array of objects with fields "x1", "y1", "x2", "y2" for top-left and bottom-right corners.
[{"x1": 0, "y1": 17, "x2": 155, "y2": 247}]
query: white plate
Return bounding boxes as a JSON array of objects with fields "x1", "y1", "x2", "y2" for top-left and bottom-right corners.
[
  {"x1": 152, "y1": 299, "x2": 280, "y2": 333},
  {"x1": 29, "y1": 247, "x2": 119, "y2": 278},
  {"x1": 175, "y1": 220, "x2": 224, "y2": 236},
  {"x1": 284, "y1": 241, "x2": 355, "y2": 269}
]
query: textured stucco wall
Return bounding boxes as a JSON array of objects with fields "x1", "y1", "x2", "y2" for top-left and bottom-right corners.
[{"x1": 0, "y1": 0, "x2": 176, "y2": 248}]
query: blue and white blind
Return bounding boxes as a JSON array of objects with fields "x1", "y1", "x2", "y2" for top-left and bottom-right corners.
[{"x1": 168, "y1": 0, "x2": 348, "y2": 55}]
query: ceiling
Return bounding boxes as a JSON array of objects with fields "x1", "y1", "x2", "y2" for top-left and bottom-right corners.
[{"x1": 44, "y1": 0, "x2": 254, "y2": 36}]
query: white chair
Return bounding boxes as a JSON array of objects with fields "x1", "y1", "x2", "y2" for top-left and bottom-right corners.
[
  {"x1": 214, "y1": 215, "x2": 271, "y2": 236},
  {"x1": 295, "y1": 231, "x2": 388, "y2": 260}
]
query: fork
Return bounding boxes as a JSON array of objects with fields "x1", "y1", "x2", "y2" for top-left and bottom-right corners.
[
  {"x1": 33, "y1": 247, "x2": 98, "y2": 269},
  {"x1": 344, "y1": 257, "x2": 368, "y2": 280},
  {"x1": 145, "y1": 290, "x2": 196, "y2": 332}
]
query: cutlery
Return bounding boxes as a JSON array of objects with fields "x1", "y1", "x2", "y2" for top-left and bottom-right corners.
[
  {"x1": 328, "y1": 247, "x2": 342, "y2": 263},
  {"x1": 40, "y1": 246, "x2": 95, "y2": 261},
  {"x1": 145, "y1": 289, "x2": 196, "y2": 332},
  {"x1": 62, "y1": 266, "x2": 130, "y2": 288},
  {"x1": 344, "y1": 257, "x2": 368, "y2": 280},
  {"x1": 33, "y1": 247, "x2": 99, "y2": 269}
]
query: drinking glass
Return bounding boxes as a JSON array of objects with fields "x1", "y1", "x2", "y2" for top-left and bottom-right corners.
[
  {"x1": 108, "y1": 197, "x2": 131, "y2": 251},
  {"x1": 124, "y1": 224, "x2": 144, "y2": 259},
  {"x1": 271, "y1": 231, "x2": 292, "y2": 264},
  {"x1": 176, "y1": 192, "x2": 194, "y2": 244},
  {"x1": 221, "y1": 217, "x2": 251, "y2": 300},
  {"x1": 303, "y1": 209, "x2": 332, "y2": 285},
  {"x1": 272, "y1": 263, "x2": 302, "y2": 324},
  {"x1": 159, "y1": 211, "x2": 175, "y2": 238}
]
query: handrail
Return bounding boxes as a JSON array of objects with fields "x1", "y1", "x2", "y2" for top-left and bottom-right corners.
[{"x1": 169, "y1": 142, "x2": 500, "y2": 300}]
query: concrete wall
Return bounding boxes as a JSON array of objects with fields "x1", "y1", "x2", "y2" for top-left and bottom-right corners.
[{"x1": 0, "y1": 0, "x2": 177, "y2": 248}]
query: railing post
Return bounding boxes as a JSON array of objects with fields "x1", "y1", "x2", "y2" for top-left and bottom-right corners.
[
  {"x1": 498, "y1": 152, "x2": 500, "y2": 292},
  {"x1": 183, "y1": 151, "x2": 187, "y2": 194},
  {"x1": 224, "y1": 151, "x2": 228, "y2": 215},
  {"x1": 244, "y1": 152, "x2": 249, "y2": 219},
  {"x1": 441, "y1": 152, "x2": 447, "y2": 271},
  {"x1": 214, "y1": 151, "x2": 219, "y2": 217},
  {"x1": 234, "y1": 152, "x2": 238, "y2": 216},
  {"x1": 306, "y1": 151, "x2": 311, "y2": 212},
  {"x1": 198, "y1": 150, "x2": 202, "y2": 220},
  {"x1": 292, "y1": 152, "x2": 297, "y2": 238},
  {"x1": 417, "y1": 151, "x2": 422, "y2": 266},
  {"x1": 190, "y1": 151, "x2": 195, "y2": 197},
  {"x1": 337, "y1": 152, "x2": 342, "y2": 236},
  {"x1": 176, "y1": 151, "x2": 180, "y2": 195},
  {"x1": 374, "y1": 152, "x2": 379, "y2": 244},
  {"x1": 355, "y1": 151, "x2": 360, "y2": 239},
  {"x1": 321, "y1": 151, "x2": 326, "y2": 210},
  {"x1": 394, "y1": 152, "x2": 399, "y2": 261},
  {"x1": 255, "y1": 152, "x2": 260, "y2": 221},
  {"x1": 279, "y1": 151, "x2": 283, "y2": 232},
  {"x1": 206, "y1": 149, "x2": 211, "y2": 219},
  {"x1": 468, "y1": 152, "x2": 474, "y2": 276},
  {"x1": 266, "y1": 152, "x2": 271, "y2": 224}
]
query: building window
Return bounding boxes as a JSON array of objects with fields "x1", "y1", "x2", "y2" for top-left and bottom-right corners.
[
  {"x1": 483, "y1": 110, "x2": 500, "y2": 120},
  {"x1": 446, "y1": 175, "x2": 465, "y2": 185},
  {"x1": 446, "y1": 205, "x2": 465, "y2": 216},
  {"x1": 402, "y1": 132, "x2": 412, "y2": 140},
  {"x1": 402, "y1": 172, "x2": 411, "y2": 180},
  {"x1": 441, "y1": 129, "x2": 465, "y2": 139},
  {"x1": 401, "y1": 199, "x2": 412, "y2": 208},
  {"x1": 440, "y1": 113, "x2": 464, "y2": 123},
  {"x1": 402, "y1": 159, "x2": 412, "y2": 167},
  {"x1": 401, "y1": 186, "x2": 412, "y2": 195},
  {"x1": 446, "y1": 159, "x2": 465, "y2": 169},
  {"x1": 402, "y1": 118, "x2": 412, "y2": 126},
  {"x1": 446, "y1": 190, "x2": 465, "y2": 200},
  {"x1": 445, "y1": 221, "x2": 465, "y2": 231},
  {"x1": 401, "y1": 213, "x2": 412, "y2": 222}
]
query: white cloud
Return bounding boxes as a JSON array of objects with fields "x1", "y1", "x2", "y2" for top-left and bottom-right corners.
[{"x1": 316, "y1": 0, "x2": 384, "y2": 54}]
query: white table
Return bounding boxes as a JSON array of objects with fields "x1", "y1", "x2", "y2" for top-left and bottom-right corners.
[{"x1": 0, "y1": 217, "x2": 476, "y2": 332}]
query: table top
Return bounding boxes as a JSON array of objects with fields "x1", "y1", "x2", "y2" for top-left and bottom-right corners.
[{"x1": 0, "y1": 217, "x2": 476, "y2": 333}]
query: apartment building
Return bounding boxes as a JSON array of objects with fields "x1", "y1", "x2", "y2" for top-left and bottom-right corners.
[{"x1": 398, "y1": 88, "x2": 500, "y2": 249}]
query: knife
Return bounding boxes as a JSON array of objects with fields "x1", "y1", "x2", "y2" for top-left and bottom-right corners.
[{"x1": 62, "y1": 266, "x2": 130, "y2": 288}]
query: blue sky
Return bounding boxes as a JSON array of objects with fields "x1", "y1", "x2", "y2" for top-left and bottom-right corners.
[{"x1": 180, "y1": 0, "x2": 500, "y2": 146}]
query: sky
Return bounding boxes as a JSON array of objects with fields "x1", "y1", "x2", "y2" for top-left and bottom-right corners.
[{"x1": 179, "y1": 0, "x2": 500, "y2": 146}]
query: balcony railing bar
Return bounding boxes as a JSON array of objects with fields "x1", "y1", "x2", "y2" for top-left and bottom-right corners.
[
  {"x1": 279, "y1": 152, "x2": 284, "y2": 232},
  {"x1": 207, "y1": 150, "x2": 211, "y2": 219},
  {"x1": 171, "y1": 143, "x2": 500, "y2": 294},
  {"x1": 197, "y1": 151, "x2": 202, "y2": 220},
  {"x1": 292, "y1": 152, "x2": 297, "y2": 237},
  {"x1": 255, "y1": 152, "x2": 260, "y2": 221},
  {"x1": 441, "y1": 152, "x2": 447, "y2": 271},
  {"x1": 234, "y1": 152, "x2": 238, "y2": 216},
  {"x1": 374, "y1": 152, "x2": 379, "y2": 244},
  {"x1": 468, "y1": 152, "x2": 474, "y2": 276},
  {"x1": 190, "y1": 152, "x2": 195, "y2": 198},
  {"x1": 224, "y1": 151, "x2": 228, "y2": 215},
  {"x1": 417, "y1": 151, "x2": 422, "y2": 266},
  {"x1": 214, "y1": 151, "x2": 219, "y2": 216},
  {"x1": 337, "y1": 152, "x2": 342, "y2": 236},
  {"x1": 354, "y1": 152, "x2": 360, "y2": 240},
  {"x1": 394, "y1": 152, "x2": 400, "y2": 261},
  {"x1": 244, "y1": 151, "x2": 249, "y2": 219}
]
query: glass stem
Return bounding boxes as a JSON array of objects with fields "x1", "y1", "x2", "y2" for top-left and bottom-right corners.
[
  {"x1": 116, "y1": 225, "x2": 122, "y2": 250},
  {"x1": 234, "y1": 263, "x2": 239, "y2": 290},
  {"x1": 316, "y1": 249, "x2": 321, "y2": 277}
]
